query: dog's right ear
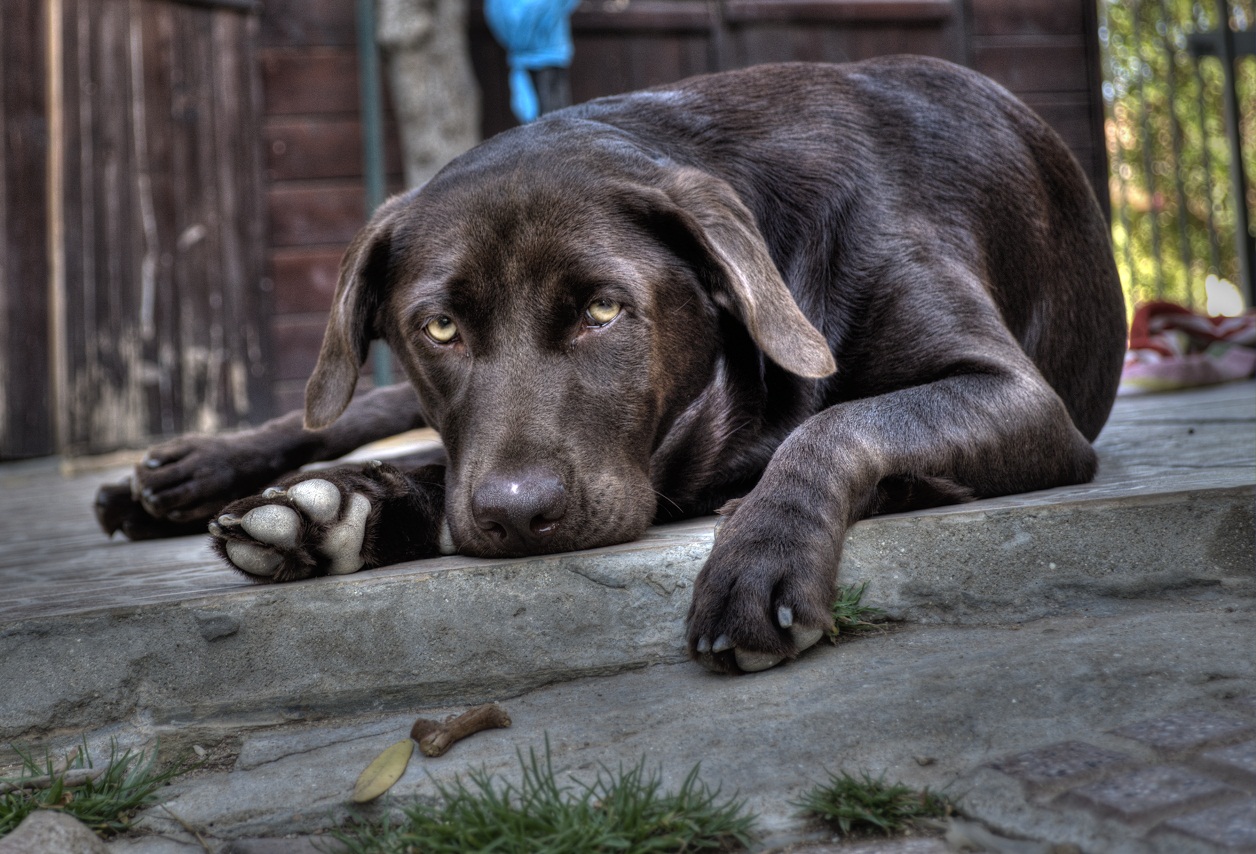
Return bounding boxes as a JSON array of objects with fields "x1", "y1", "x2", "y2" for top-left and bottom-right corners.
[{"x1": 304, "y1": 192, "x2": 413, "y2": 429}]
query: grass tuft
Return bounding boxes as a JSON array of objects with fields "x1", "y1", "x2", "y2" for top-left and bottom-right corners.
[
  {"x1": 795, "y1": 770, "x2": 952, "y2": 837},
  {"x1": 0, "y1": 740, "x2": 187, "y2": 838},
  {"x1": 829, "y1": 582, "x2": 888, "y2": 638},
  {"x1": 336, "y1": 741, "x2": 756, "y2": 853}
]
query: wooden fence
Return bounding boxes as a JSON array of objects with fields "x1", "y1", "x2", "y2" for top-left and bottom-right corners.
[{"x1": 0, "y1": 0, "x2": 1106, "y2": 459}]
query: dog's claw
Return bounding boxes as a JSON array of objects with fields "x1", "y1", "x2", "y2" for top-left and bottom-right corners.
[
  {"x1": 263, "y1": 487, "x2": 286, "y2": 499},
  {"x1": 217, "y1": 514, "x2": 241, "y2": 527},
  {"x1": 712, "y1": 634, "x2": 733, "y2": 654},
  {"x1": 696, "y1": 636, "x2": 712, "y2": 654},
  {"x1": 777, "y1": 605, "x2": 793, "y2": 628}
]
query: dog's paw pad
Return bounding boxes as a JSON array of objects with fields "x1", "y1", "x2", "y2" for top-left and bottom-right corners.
[
  {"x1": 288, "y1": 478, "x2": 341, "y2": 523},
  {"x1": 320, "y1": 493, "x2": 371, "y2": 575},
  {"x1": 225, "y1": 541, "x2": 282, "y2": 576},
  {"x1": 211, "y1": 478, "x2": 374, "y2": 581},
  {"x1": 240, "y1": 505, "x2": 300, "y2": 549}
]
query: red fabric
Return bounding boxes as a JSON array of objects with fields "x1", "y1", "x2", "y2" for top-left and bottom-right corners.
[{"x1": 1120, "y1": 301, "x2": 1256, "y2": 395}]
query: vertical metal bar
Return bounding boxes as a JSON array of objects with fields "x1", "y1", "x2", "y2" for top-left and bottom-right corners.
[
  {"x1": 1132, "y1": 0, "x2": 1167, "y2": 298},
  {"x1": 1100, "y1": 0, "x2": 1140, "y2": 299},
  {"x1": 1192, "y1": 56, "x2": 1225, "y2": 276},
  {"x1": 1161, "y1": 0, "x2": 1197, "y2": 307},
  {"x1": 355, "y1": 0, "x2": 392, "y2": 386},
  {"x1": 1216, "y1": 0, "x2": 1255, "y2": 305}
]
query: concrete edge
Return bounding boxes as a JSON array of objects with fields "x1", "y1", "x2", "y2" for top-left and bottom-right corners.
[{"x1": 2, "y1": 484, "x2": 1252, "y2": 741}]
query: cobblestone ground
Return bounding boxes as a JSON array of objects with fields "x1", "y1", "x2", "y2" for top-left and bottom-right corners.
[{"x1": 983, "y1": 704, "x2": 1256, "y2": 851}]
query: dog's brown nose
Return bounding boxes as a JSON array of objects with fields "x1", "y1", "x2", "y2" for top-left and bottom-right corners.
[{"x1": 471, "y1": 468, "x2": 567, "y2": 553}]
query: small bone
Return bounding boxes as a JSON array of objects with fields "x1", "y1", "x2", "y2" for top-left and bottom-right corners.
[
  {"x1": 321, "y1": 493, "x2": 371, "y2": 575},
  {"x1": 225, "y1": 541, "x2": 281, "y2": 576},
  {"x1": 289, "y1": 479, "x2": 341, "y2": 524},
  {"x1": 410, "y1": 703, "x2": 511, "y2": 757},
  {"x1": 241, "y1": 505, "x2": 300, "y2": 549}
]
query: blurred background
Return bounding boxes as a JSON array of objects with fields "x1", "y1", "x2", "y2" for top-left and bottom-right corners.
[{"x1": 0, "y1": 0, "x2": 1250, "y2": 461}]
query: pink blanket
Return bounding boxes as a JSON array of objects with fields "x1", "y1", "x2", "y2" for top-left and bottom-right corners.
[{"x1": 1119, "y1": 301, "x2": 1256, "y2": 395}]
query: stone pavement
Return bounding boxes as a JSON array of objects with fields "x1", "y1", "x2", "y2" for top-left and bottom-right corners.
[{"x1": 0, "y1": 381, "x2": 1252, "y2": 852}]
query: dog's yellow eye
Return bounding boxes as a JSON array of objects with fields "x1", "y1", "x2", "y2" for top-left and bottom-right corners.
[
  {"x1": 425, "y1": 315, "x2": 458, "y2": 344},
  {"x1": 586, "y1": 298, "x2": 621, "y2": 326}
]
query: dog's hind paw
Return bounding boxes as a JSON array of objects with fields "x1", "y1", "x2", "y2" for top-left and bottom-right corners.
[{"x1": 209, "y1": 478, "x2": 373, "y2": 582}]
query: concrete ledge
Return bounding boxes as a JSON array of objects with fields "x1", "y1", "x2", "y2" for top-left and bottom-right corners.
[
  {"x1": 2, "y1": 482, "x2": 1251, "y2": 741},
  {"x1": 1, "y1": 383, "x2": 1252, "y2": 741}
]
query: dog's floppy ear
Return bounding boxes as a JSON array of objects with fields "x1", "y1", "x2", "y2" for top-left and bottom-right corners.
[
  {"x1": 660, "y1": 168, "x2": 836, "y2": 379},
  {"x1": 304, "y1": 191, "x2": 412, "y2": 429}
]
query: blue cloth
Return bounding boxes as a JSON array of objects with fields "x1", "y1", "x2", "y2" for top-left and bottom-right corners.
[{"x1": 484, "y1": 0, "x2": 578, "y2": 122}]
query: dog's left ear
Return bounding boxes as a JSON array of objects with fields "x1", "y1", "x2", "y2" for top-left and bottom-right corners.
[
  {"x1": 304, "y1": 191, "x2": 414, "y2": 429},
  {"x1": 659, "y1": 168, "x2": 836, "y2": 379}
]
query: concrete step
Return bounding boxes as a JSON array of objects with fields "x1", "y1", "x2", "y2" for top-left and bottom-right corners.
[
  {"x1": 2, "y1": 383, "x2": 1251, "y2": 745},
  {"x1": 105, "y1": 594, "x2": 1256, "y2": 853},
  {"x1": 0, "y1": 382, "x2": 1252, "y2": 853}
]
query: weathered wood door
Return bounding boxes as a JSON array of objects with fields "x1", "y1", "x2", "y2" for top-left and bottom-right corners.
[
  {"x1": 0, "y1": 0, "x2": 275, "y2": 460},
  {"x1": 51, "y1": 0, "x2": 275, "y2": 456}
]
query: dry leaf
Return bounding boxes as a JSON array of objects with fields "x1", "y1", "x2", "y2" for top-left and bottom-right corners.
[{"x1": 351, "y1": 739, "x2": 414, "y2": 803}]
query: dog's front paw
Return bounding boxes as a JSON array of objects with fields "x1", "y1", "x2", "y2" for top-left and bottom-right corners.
[
  {"x1": 210, "y1": 477, "x2": 375, "y2": 582},
  {"x1": 686, "y1": 514, "x2": 835, "y2": 674}
]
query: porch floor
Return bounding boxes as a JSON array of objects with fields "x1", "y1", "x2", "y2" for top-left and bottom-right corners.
[{"x1": 0, "y1": 382, "x2": 1252, "y2": 852}]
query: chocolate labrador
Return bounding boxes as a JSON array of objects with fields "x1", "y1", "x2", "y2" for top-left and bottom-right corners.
[{"x1": 96, "y1": 57, "x2": 1126, "y2": 673}]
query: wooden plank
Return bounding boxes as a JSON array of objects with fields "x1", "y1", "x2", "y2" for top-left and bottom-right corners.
[
  {"x1": 272, "y1": 314, "x2": 329, "y2": 382},
  {"x1": 468, "y1": 25, "x2": 513, "y2": 138},
  {"x1": 267, "y1": 183, "x2": 366, "y2": 248},
  {"x1": 1020, "y1": 93, "x2": 1099, "y2": 158},
  {"x1": 55, "y1": 0, "x2": 271, "y2": 454},
  {"x1": 0, "y1": 0, "x2": 54, "y2": 458},
  {"x1": 724, "y1": 0, "x2": 953, "y2": 23},
  {"x1": 264, "y1": 117, "x2": 403, "y2": 182},
  {"x1": 260, "y1": 47, "x2": 360, "y2": 116},
  {"x1": 968, "y1": 0, "x2": 1084, "y2": 37},
  {"x1": 260, "y1": 0, "x2": 353, "y2": 48},
  {"x1": 971, "y1": 37, "x2": 1090, "y2": 94},
  {"x1": 570, "y1": 1, "x2": 712, "y2": 32},
  {"x1": 270, "y1": 247, "x2": 343, "y2": 314}
]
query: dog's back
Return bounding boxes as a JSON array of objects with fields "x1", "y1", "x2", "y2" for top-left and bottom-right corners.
[{"x1": 562, "y1": 58, "x2": 1126, "y2": 441}]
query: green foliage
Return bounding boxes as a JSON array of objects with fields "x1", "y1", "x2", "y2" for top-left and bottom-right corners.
[
  {"x1": 1100, "y1": 0, "x2": 1255, "y2": 313},
  {"x1": 829, "y1": 582, "x2": 887, "y2": 638},
  {"x1": 795, "y1": 770, "x2": 952, "y2": 837},
  {"x1": 336, "y1": 743, "x2": 757, "y2": 853},
  {"x1": 0, "y1": 741, "x2": 186, "y2": 838}
]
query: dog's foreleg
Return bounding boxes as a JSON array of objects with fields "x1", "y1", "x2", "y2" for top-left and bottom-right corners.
[
  {"x1": 96, "y1": 384, "x2": 425, "y2": 539},
  {"x1": 686, "y1": 367, "x2": 1098, "y2": 673}
]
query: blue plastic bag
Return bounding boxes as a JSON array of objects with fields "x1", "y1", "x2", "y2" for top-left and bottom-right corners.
[{"x1": 484, "y1": 0, "x2": 579, "y2": 122}]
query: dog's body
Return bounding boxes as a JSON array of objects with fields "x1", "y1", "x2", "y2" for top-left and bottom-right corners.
[{"x1": 97, "y1": 58, "x2": 1126, "y2": 673}]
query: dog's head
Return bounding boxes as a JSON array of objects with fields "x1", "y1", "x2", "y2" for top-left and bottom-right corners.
[{"x1": 304, "y1": 120, "x2": 834, "y2": 557}]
